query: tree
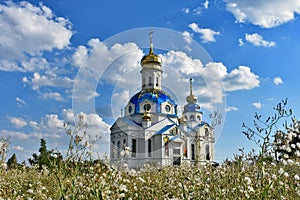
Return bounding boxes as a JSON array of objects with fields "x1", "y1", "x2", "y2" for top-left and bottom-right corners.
[
  {"x1": 29, "y1": 139, "x2": 62, "y2": 169},
  {"x1": 7, "y1": 153, "x2": 18, "y2": 169}
]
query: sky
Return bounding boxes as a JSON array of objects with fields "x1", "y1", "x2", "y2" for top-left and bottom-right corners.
[{"x1": 1, "y1": 0, "x2": 300, "y2": 163}]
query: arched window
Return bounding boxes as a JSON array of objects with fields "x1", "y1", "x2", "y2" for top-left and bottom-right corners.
[
  {"x1": 190, "y1": 115, "x2": 195, "y2": 121},
  {"x1": 205, "y1": 128, "x2": 209, "y2": 137},
  {"x1": 206, "y1": 145, "x2": 210, "y2": 161},
  {"x1": 197, "y1": 115, "x2": 201, "y2": 121},
  {"x1": 156, "y1": 77, "x2": 159, "y2": 87},
  {"x1": 142, "y1": 77, "x2": 145, "y2": 87},
  {"x1": 149, "y1": 77, "x2": 152, "y2": 86}
]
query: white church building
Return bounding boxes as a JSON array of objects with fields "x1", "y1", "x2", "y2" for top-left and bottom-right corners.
[{"x1": 110, "y1": 34, "x2": 214, "y2": 168}]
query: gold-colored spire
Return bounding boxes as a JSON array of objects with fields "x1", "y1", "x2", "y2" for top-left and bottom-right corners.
[
  {"x1": 141, "y1": 31, "x2": 162, "y2": 66},
  {"x1": 186, "y1": 78, "x2": 198, "y2": 104},
  {"x1": 149, "y1": 31, "x2": 153, "y2": 55}
]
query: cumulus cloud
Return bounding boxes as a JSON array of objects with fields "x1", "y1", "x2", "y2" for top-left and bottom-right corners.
[
  {"x1": 253, "y1": 102, "x2": 263, "y2": 109},
  {"x1": 72, "y1": 40, "x2": 259, "y2": 111},
  {"x1": 245, "y1": 33, "x2": 276, "y2": 47},
  {"x1": 41, "y1": 114, "x2": 64, "y2": 129},
  {"x1": 22, "y1": 72, "x2": 73, "y2": 90},
  {"x1": 41, "y1": 91, "x2": 65, "y2": 101},
  {"x1": 238, "y1": 38, "x2": 244, "y2": 46},
  {"x1": 9, "y1": 117, "x2": 27, "y2": 128},
  {"x1": 224, "y1": 0, "x2": 300, "y2": 28},
  {"x1": 273, "y1": 76, "x2": 283, "y2": 85},
  {"x1": 0, "y1": 1, "x2": 72, "y2": 72},
  {"x1": 189, "y1": 23, "x2": 220, "y2": 43}
]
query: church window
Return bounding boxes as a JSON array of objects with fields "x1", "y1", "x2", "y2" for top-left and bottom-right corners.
[
  {"x1": 165, "y1": 105, "x2": 171, "y2": 112},
  {"x1": 128, "y1": 106, "x2": 132, "y2": 114},
  {"x1": 205, "y1": 128, "x2": 209, "y2": 137},
  {"x1": 156, "y1": 77, "x2": 159, "y2": 87},
  {"x1": 191, "y1": 144, "x2": 195, "y2": 160},
  {"x1": 143, "y1": 103, "x2": 151, "y2": 111},
  {"x1": 117, "y1": 141, "x2": 121, "y2": 158},
  {"x1": 148, "y1": 139, "x2": 152, "y2": 157},
  {"x1": 132, "y1": 139, "x2": 137, "y2": 157},
  {"x1": 190, "y1": 115, "x2": 195, "y2": 121},
  {"x1": 123, "y1": 139, "x2": 126, "y2": 149},
  {"x1": 112, "y1": 141, "x2": 115, "y2": 158},
  {"x1": 206, "y1": 145, "x2": 210, "y2": 160},
  {"x1": 197, "y1": 115, "x2": 201, "y2": 121},
  {"x1": 142, "y1": 77, "x2": 145, "y2": 87},
  {"x1": 149, "y1": 77, "x2": 152, "y2": 86}
]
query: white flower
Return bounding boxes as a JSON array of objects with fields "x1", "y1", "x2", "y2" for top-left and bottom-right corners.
[
  {"x1": 27, "y1": 189, "x2": 34, "y2": 194},
  {"x1": 291, "y1": 144, "x2": 296, "y2": 149},
  {"x1": 278, "y1": 168, "x2": 284, "y2": 175},
  {"x1": 244, "y1": 177, "x2": 251, "y2": 185},
  {"x1": 296, "y1": 143, "x2": 300, "y2": 148},
  {"x1": 294, "y1": 174, "x2": 300, "y2": 181},
  {"x1": 283, "y1": 154, "x2": 289, "y2": 159},
  {"x1": 284, "y1": 172, "x2": 289, "y2": 177}
]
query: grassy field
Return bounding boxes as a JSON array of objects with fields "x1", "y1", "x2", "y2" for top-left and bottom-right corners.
[{"x1": 1, "y1": 154, "x2": 299, "y2": 200}]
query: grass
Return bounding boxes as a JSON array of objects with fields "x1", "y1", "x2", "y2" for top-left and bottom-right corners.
[{"x1": 0, "y1": 153, "x2": 299, "y2": 200}]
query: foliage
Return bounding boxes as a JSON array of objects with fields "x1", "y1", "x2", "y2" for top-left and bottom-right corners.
[
  {"x1": 274, "y1": 117, "x2": 300, "y2": 161},
  {"x1": 0, "y1": 137, "x2": 10, "y2": 163},
  {"x1": 28, "y1": 139, "x2": 63, "y2": 170}
]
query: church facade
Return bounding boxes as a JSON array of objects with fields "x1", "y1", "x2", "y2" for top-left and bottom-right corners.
[{"x1": 110, "y1": 35, "x2": 214, "y2": 168}]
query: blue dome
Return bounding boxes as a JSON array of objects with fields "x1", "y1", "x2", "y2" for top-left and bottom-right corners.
[
  {"x1": 129, "y1": 89, "x2": 177, "y2": 114},
  {"x1": 183, "y1": 103, "x2": 202, "y2": 113}
]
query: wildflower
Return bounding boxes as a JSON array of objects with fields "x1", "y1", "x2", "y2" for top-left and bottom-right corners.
[
  {"x1": 278, "y1": 168, "x2": 284, "y2": 175},
  {"x1": 244, "y1": 177, "x2": 251, "y2": 185},
  {"x1": 294, "y1": 174, "x2": 300, "y2": 181},
  {"x1": 283, "y1": 172, "x2": 289, "y2": 177},
  {"x1": 119, "y1": 184, "x2": 128, "y2": 192},
  {"x1": 291, "y1": 144, "x2": 296, "y2": 149},
  {"x1": 296, "y1": 143, "x2": 300, "y2": 148},
  {"x1": 27, "y1": 189, "x2": 34, "y2": 194}
]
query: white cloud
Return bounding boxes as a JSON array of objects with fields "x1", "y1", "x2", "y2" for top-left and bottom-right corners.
[
  {"x1": 189, "y1": 23, "x2": 220, "y2": 43},
  {"x1": 9, "y1": 117, "x2": 27, "y2": 128},
  {"x1": 0, "y1": 1, "x2": 73, "y2": 72},
  {"x1": 29, "y1": 121, "x2": 39, "y2": 129},
  {"x1": 203, "y1": 0, "x2": 209, "y2": 9},
  {"x1": 245, "y1": 33, "x2": 276, "y2": 47},
  {"x1": 41, "y1": 91, "x2": 65, "y2": 101},
  {"x1": 160, "y1": 51, "x2": 260, "y2": 108},
  {"x1": 223, "y1": 66, "x2": 260, "y2": 91},
  {"x1": 73, "y1": 90, "x2": 100, "y2": 102},
  {"x1": 13, "y1": 145, "x2": 24, "y2": 151},
  {"x1": 182, "y1": 31, "x2": 193, "y2": 45},
  {"x1": 23, "y1": 72, "x2": 73, "y2": 90},
  {"x1": 16, "y1": 97, "x2": 26, "y2": 107},
  {"x1": 225, "y1": 106, "x2": 239, "y2": 112},
  {"x1": 274, "y1": 76, "x2": 283, "y2": 85},
  {"x1": 62, "y1": 108, "x2": 75, "y2": 123},
  {"x1": 253, "y1": 102, "x2": 263, "y2": 109},
  {"x1": 41, "y1": 114, "x2": 64, "y2": 129},
  {"x1": 224, "y1": 0, "x2": 300, "y2": 28}
]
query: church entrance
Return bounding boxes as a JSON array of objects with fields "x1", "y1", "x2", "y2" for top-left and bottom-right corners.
[{"x1": 172, "y1": 147, "x2": 181, "y2": 165}]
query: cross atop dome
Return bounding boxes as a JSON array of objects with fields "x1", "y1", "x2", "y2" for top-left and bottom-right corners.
[{"x1": 141, "y1": 31, "x2": 162, "y2": 66}]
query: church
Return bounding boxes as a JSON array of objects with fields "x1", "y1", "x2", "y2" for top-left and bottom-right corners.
[{"x1": 110, "y1": 34, "x2": 214, "y2": 168}]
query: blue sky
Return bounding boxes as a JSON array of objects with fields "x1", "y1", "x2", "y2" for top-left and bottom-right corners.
[{"x1": 1, "y1": 0, "x2": 300, "y2": 163}]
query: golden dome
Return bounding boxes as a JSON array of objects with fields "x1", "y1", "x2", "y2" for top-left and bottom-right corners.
[{"x1": 141, "y1": 31, "x2": 162, "y2": 66}]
